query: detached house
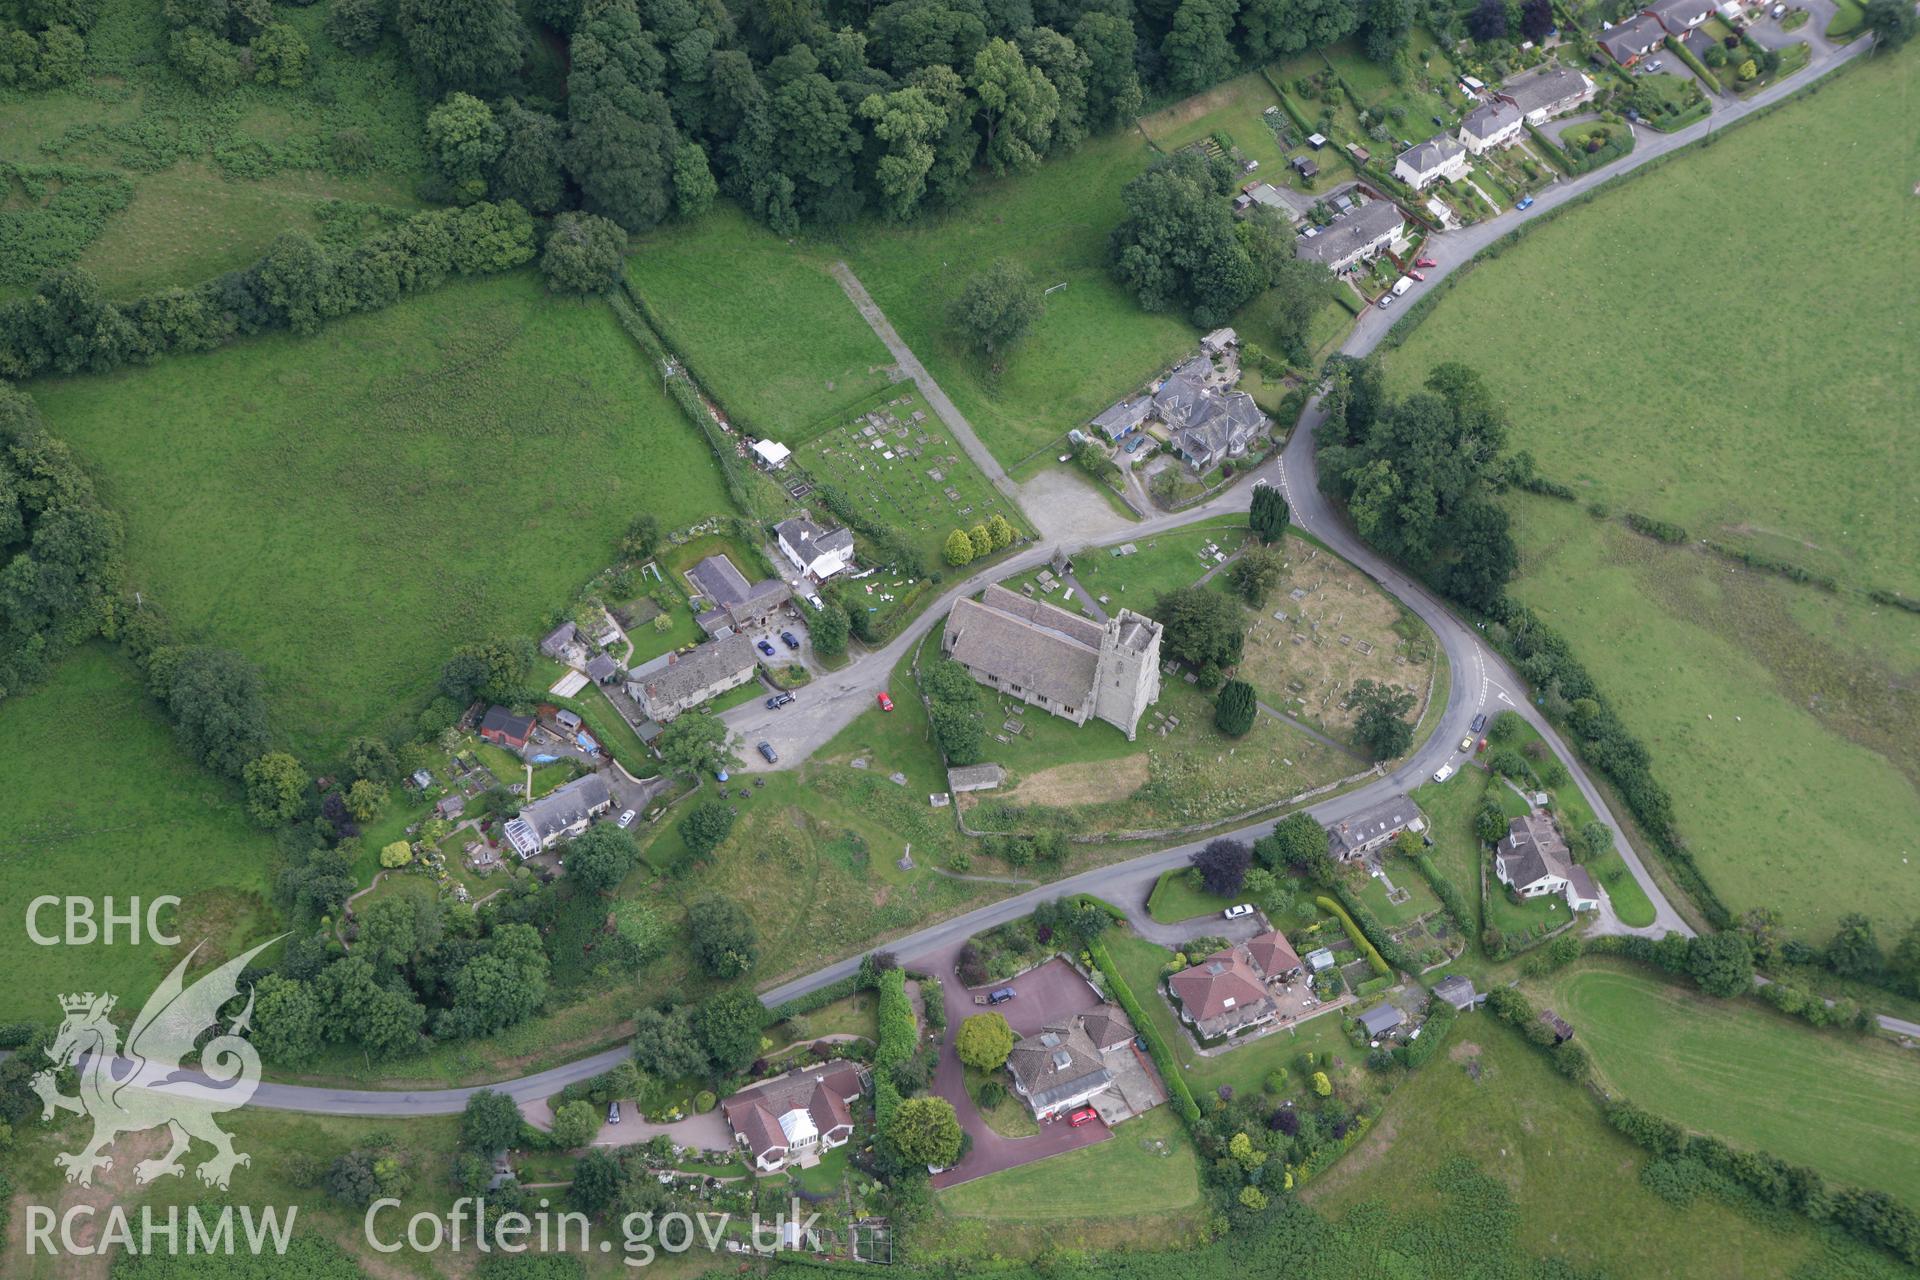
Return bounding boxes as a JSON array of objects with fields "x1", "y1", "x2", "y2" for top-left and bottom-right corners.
[
  {"x1": 942, "y1": 584, "x2": 1161, "y2": 739},
  {"x1": 1598, "y1": 12, "x2": 1667, "y2": 63},
  {"x1": 1005, "y1": 1005, "x2": 1135, "y2": 1120},
  {"x1": 775, "y1": 516, "x2": 855, "y2": 583},
  {"x1": 1644, "y1": 0, "x2": 1713, "y2": 33},
  {"x1": 1325, "y1": 794, "x2": 1425, "y2": 861},
  {"x1": 502, "y1": 772, "x2": 612, "y2": 859},
  {"x1": 1494, "y1": 813, "x2": 1601, "y2": 912},
  {"x1": 1165, "y1": 929, "x2": 1305, "y2": 1044},
  {"x1": 1392, "y1": 135, "x2": 1469, "y2": 191},
  {"x1": 1458, "y1": 97, "x2": 1524, "y2": 153},
  {"x1": 626, "y1": 633, "x2": 759, "y2": 723},
  {"x1": 1496, "y1": 65, "x2": 1596, "y2": 123},
  {"x1": 1089, "y1": 347, "x2": 1269, "y2": 469},
  {"x1": 722, "y1": 1062, "x2": 867, "y2": 1172}
]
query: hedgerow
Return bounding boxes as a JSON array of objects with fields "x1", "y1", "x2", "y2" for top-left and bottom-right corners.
[{"x1": 1086, "y1": 937, "x2": 1201, "y2": 1127}]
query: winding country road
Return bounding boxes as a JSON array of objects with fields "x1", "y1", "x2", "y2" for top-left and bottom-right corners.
[{"x1": 230, "y1": 29, "x2": 1909, "y2": 1116}]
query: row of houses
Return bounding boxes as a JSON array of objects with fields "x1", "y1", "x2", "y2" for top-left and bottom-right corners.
[
  {"x1": 1394, "y1": 65, "x2": 1598, "y2": 190},
  {"x1": 1598, "y1": 0, "x2": 1716, "y2": 65}
]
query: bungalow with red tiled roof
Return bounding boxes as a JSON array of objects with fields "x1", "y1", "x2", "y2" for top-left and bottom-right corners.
[
  {"x1": 721, "y1": 1062, "x2": 867, "y2": 1173},
  {"x1": 1167, "y1": 948, "x2": 1277, "y2": 1043},
  {"x1": 1244, "y1": 930, "x2": 1304, "y2": 980}
]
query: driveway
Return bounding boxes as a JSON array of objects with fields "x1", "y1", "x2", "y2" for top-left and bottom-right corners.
[{"x1": 916, "y1": 946, "x2": 1113, "y2": 1188}]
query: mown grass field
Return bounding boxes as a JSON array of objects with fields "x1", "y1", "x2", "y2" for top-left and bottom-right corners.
[
  {"x1": 1546, "y1": 964, "x2": 1920, "y2": 1202},
  {"x1": 1385, "y1": 56, "x2": 1920, "y2": 938},
  {"x1": 0, "y1": 0, "x2": 428, "y2": 300},
  {"x1": 32, "y1": 272, "x2": 730, "y2": 758},
  {"x1": 625, "y1": 204, "x2": 898, "y2": 435},
  {"x1": 0, "y1": 646, "x2": 280, "y2": 1023},
  {"x1": 1305, "y1": 1023, "x2": 1905, "y2": 1279}
]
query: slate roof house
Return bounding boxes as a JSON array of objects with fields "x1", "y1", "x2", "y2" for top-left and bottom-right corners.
[
  {"x1": 1494, "y1": 813, "x2": 1601, "y2": 912},
  {"x1": 1165, "y1": 384, "x2": 1268, "y2": 472},
  {"x1": 1598, "y1": 12, "x2": 1666, "y2": 63},
  {"x1": 1458, "y1": 97, "x2": 1524, "y2": 153},
  {"x1": 1090, "y1": 396, "x2": 1152, "y2": 442},
  {"x1": 1091, "y1": 343, "x2": 1267, "y2": 469},
  {"x1": 1644, "y1": 0, "x2": 1712, "y2": 32},
  {"x1": 1432, "y1": 975, "x2": 1481, "y2": 1011},
  {"x1": 585, "y1": 653, "x2": 620, "y2": 685},
  {"x1": 1296, "y1": 200, "x2": 1406, "y2": 272},
  {"x1": 626, "y1": 633, "x2": 759, "y2": 724},
  {"x1": 1326, "y1": 794, "x2": 1424, "y2": 861},
  {"x1": 942, "y1": 584, "x2": 1161, "y2": 740},
  {"x1": 1005, "y1": 1005, "x2": 1135, "y2": 1120},
  {"x1": 502, "y1": 772, "x2": 612, "y2": 859},
  {"x1": 687, "y1": 553, "x2": 792, "y2": 637},
  {"x1": 1357, "y1": 1004, "x2": 1406, "y2": 1039},
  {"x1": 539, "y1": 621, "x2": 581, "y2": 663},
  {"x1": 775, "y1": 516, "x2": 855, "y2": 583},
  {"x1": 1496, "y1": 65, "x2": 1596, "y2": 123},
  {"x1": 722, "y1": 1062, "x2": 867, "y2": 1172},
  {"x1": 479, "y1": 706, "x2": 534, "y2": 751},
  {"x1": 1393, "y1": 135, "x2": 1470, "y2": 190}
]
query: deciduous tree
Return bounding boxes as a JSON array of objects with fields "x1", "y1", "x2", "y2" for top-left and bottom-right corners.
[
  {"x1": 950, "y1": 259, "x2": 1044, "y2": 363},
  {"x1": 889, "y1": 1096, "x2": 962, "y2": 1167},
  {"x1": 956, "y1": 1012, "x2": 1014, "y2": 1069},
  {"x1": 1192, "y1": 837, "x2": 1252, "y2": 896},
  {"x1": 688, "y1": 897, "x2": 757, "y2": 977}
]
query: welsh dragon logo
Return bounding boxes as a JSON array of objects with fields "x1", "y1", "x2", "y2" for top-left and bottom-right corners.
[{"x1": 31, "y1": 937, "x2": 281, "y2": 1190}]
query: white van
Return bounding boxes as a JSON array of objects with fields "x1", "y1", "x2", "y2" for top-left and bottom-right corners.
[
  {"x1": 1392, "y1": 276, "x2": 1415, "y2": 297},
  {"x1": 1433, "y1": 764, "x2": 1455, "y2": 783}
]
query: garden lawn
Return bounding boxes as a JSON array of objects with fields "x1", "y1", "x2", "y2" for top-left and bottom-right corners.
[
  {"x1": 1147, "y1": 867, "x2": 1239, "y2": 923},
  {"x1": 1303, "y1": 1026, "x2": 1898, "y2": 1279},
  {"x1": 1386, "y1": 55, "x2": 1920, "y2": 937},
  {"x1": 32, "y1": 272, "x2": 731, "y2": 759},
  {"x1": 1545, "y1": 964, "x2": 1920, "y2": 1202},
  {"x1": 624, "y1": 204, "x2": 897, "y2": 437},
  {"x1": 937, "y1": 1106, "x2": 1199, "y2": 1219},
  {"x1": 0, "y1": 0, "x2": 428, "y2": 300},
  {"x1": 0, "y1": 646, "x2": 281, "y2": 1023}
]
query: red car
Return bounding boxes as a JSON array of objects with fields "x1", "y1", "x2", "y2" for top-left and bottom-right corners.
[
  {"x1": 1408, "y1": 270, "x2": 1426, "y2": 283},
  {"x1": 876, "y1": 692, "x2": 894, "y2": 712},
  {"x1": 1067, "y1": 1107, "x2": 1100, "y2": 1128},
  {"x1": 1415, "y1": 256, "x2": 1438, "y2": 268}
]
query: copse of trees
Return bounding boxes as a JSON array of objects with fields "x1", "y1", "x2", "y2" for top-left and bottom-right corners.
[{"x1": 0, "y1": 204, "x2": 536, "y2": 381}]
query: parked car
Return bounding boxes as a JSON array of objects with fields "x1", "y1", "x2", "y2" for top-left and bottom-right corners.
[
  {"x1": 607, "y1": 1102, "x2": 621, "y2": 1124},
  {"x1": 780, "y1": 630, "x2": 801, "y2": 650},
  {"x1": 1408, "y1": 270, "x2": 1427, "y2": 282},
  {"x1": 765, "y1": 692, "x2": 795, "y2": 709},
  {"x1": 1223, "y1": 903, "x2": 1256, "y2": 920},
  {"x1": 986, "y1": 987, "x2": 1016, "y2": 1005},
  {"x1": 1430, "y1": 114, "x2": 1445, "y2": 127},
  {"x1": 1377, "y1": 293, "x2": 1396, "y2": 310},
  {"x1": 756, "y1": 638, "x2": 776, "y2": 656},
  {"x1": 877, "y1": 691, "x2": 894, "y2": 712},
  {"x1": 1470, "y1": 712, "x2": 1487, "y2": 733},
  {"x1": 1433, "y1": 764, "x2": 1455, "y2": 783},
  {"x1": 1415, "y1": 256, "x2": 1438, "y2": 268},
  {"x1": 1516, "y1": 195, "x2": 1535, "y2": 211},
  {"x1": 617, "y1": 809, "x2": 636, "y2": 829},
  {"x1": 1460, "y1": 736, "x2": 1475, "y2": 753},
  {"x1": 757, "y1": 741, "x2": 778, "y2": 763},
  {"x1": 1068, "y1": 1107, "x2": 1100, "y2": 1127}
]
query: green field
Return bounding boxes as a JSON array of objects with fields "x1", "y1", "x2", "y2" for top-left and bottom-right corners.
[
  {"x1": 1386, "y1": 55, "x2": 1920, "y2": 937},
  {"x1": 938, "y1": 1106, "x2": 1200, "y2": 1219},
  {"x1": 0, "y1": 0, "x2": 428, "y2": 300},
  {"x1": 31, "y1": 273, "x2": 730, "y2": 759},
  {"x1": 832, "y1": 130, "x2": 1199, "y2": 468},
  {"x1": 1547, "y1": 965, "x2": 1920, "y2": 1202},
  {"x1": 1304, "y1": 1024, "x2": 1901, "y2": 1279},
  {"x1": 625, "y1": 205, "x2": 898, "y2": 436},
  {"x1": 0, "y1": 646, "x2": 279, "y2": 1022}
]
